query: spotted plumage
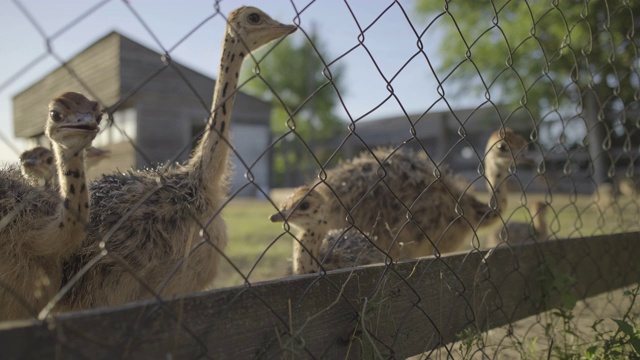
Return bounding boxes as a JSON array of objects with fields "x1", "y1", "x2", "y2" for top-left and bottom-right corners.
[
  {"x1": 309, "y1": 128, "x2": 531, "y2": 259},
  {"x1": 0, "y1": 92, "x2": 100, "y2": 320},
  {"x1": 270, "y1": 186, "x2": 385, "y2": 275},
  {"x1": 57, "y1": 7, "x2": 296, "y2": 312}
]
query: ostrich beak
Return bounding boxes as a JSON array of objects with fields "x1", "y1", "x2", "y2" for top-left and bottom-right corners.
[
  {"x1": 277, "y1": 24, "x2": 297, "y2": 36},
  {"x1": 269, "y1": 212, "x2": 285, "y2": 222}
]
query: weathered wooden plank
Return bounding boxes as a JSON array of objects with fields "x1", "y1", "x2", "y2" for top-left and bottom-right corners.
[{"x1": 0, "y1": 232, "x2": 638, "y2": 359}]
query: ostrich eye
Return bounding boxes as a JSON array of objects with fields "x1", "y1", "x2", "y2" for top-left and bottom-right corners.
[
  {"x1": 50, "y1": 110, "x2": 62, "y2": 122},
  {"x1": 496, "y1": 142, "x2": 508, "y2": 152},
  {"x1": 299, "y1": 201, "x2": 310, "y2": 211},
  {"x1": 247, "y1": 13, "x2": 261, "y2": 24},
  {"x1": 46, "y1": 157, "x2": 53, "y2": 165},
  {"x1": 96, "y1": 114, "x2": 103, "y2": 125}
]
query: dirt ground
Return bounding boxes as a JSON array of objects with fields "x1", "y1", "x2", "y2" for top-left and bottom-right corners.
[{"x1": 410, "y1": 286, "x2": 640, "y2": 359}]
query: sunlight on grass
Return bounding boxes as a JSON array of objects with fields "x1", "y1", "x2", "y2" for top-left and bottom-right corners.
[{"x1": 214, "y1": 197, "x2": 294, "y2": 288}]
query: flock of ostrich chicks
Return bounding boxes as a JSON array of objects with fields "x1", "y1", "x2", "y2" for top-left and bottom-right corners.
[{"x1": 0, "y1": 6, "x2": 548, "y2": 321}]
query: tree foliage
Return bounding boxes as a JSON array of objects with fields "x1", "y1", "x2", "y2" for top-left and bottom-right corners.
[
  {"x1": 416, "y1": 0, "x2": 639, "y2": 185},
  {"x1": 240, "y1": 29, "x2": 345, "y2": 186},
  {"x1": 416, "y1": 1, "x2": 639, "y2": 130}
]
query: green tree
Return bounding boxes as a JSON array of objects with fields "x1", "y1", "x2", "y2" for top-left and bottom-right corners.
[
  {"x1": 240, "y1": 28, "x2": 345, "y2": 187},
  {"x1": 416, "y1": 1, "x2": 639, "y2": 186}
]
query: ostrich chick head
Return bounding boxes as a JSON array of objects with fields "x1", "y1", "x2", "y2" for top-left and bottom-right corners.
[
  {"x1": 485, "y1": 128, "x2": 533, "y2": 169},
  {"x1": 20, "y1": 146, "x2": 55, "y2": 183},
  {"x1": 269, "y1": 186, "x2": 328, "y2": 232},
  {"x1": 226, "y1": 6, "x2": 297, "y2": 52},
  {"x1": 45, "y1": 92, "x2": 102, "y2": 153}
]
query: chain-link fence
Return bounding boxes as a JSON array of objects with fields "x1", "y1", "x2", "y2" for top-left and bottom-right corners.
[{"x1": 1, "y1": 0, "x2": 639, "y2": 359}]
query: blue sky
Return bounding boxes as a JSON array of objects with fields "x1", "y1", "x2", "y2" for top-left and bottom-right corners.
[{"x1": 0, "y1": 0, "x2": 481, "y2": 163}]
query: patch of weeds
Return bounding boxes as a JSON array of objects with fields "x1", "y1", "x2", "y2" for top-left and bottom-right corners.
[
  {"x1": 534, "y1": 281, "x2": 640, "y2": 360},
  {"x1": 586, "y1": 287, "x2": 640, "y2": 359},
  {"x1": 456, "y1": 327, "x2": 483, "y2": 359},
  {"x1": 535, "y1": 258, "x2": 578, "y2": 311},
  {"x1": 535, "y1": 259, "x2": 590, "y2": 359},
  {"x1": 508, "y1": 331, "x2": 540, "y2": 360},
  {"x1": 356, "y1": 275, "x2": 395, "y2": 359}
]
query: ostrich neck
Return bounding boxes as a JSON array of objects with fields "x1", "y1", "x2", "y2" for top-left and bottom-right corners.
[
  {"x1": 484, "y1": 158, "x2": 507, "y2": 214},
  {"x1": 188, "y1": 33, "x2": 246, "y2": 198},
  {"x1": 532, "y1": 212, "x2": 546, "y2": 237},
  {"x1": 292, "y1": 223, "x2": 329, "y2": 274},
  {"x1": 52, "y1": 145, "x2": 90, "y2": 244}
]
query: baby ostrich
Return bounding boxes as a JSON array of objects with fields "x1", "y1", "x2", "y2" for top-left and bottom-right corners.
[
  {"x1": 0, "y1": 92, "x2": 100, "y2": 320},
  {"x1": 20, "y1": 146, "x2": 55, "y2": 187},
  {"x1": 618, "y1": 178, "x2": 638, "y2": 197},
  {"x1": 486, "y1": 201, "x2": 548, "y2": 248},
  {"x1": 20, "y1": 146, "x2": 110, "y2": 187},
  {"x1": 270, "y1": 186, "x2": 384, "y2": 275},
  {"x1": 310, "y1": 128, "x2": 531, "y2": 259},
  {"x1": 59, "y1": 7, "x2": 296, "y2": 311}
]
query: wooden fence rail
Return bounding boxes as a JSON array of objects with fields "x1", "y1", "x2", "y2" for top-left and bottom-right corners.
[{"x1": 1, "y1": 232, "x2": 639, "y2": 359}]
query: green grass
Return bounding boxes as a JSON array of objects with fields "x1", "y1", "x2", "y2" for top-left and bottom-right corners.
[
  {"x1": 493, "y1": 192, "x2": 640, "y2": 239},
  {"x1": 214, "y1": 197, "x2": 294, "y2": 288},
  {"x1": 214, "y1": 191, "x2": 640, "y2": 289}
]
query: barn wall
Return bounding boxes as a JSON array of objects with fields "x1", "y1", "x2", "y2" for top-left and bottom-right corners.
[
  {"x1": 13, "y1": 32, "x2": 122, "y2": 138},
  {"x1": 13, "y1": 32, "x2": 273, "y2": 197}
]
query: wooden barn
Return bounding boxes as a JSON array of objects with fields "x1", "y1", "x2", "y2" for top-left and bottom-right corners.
[{"x1": 12, "y1": 31, "x2": 272, "y2": 197}]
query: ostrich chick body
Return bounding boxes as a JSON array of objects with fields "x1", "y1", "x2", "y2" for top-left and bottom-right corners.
[
  {"x1": 310, "y1": 128, "x2": 531, "y2": 259},
  {"x1": 59, "y1": 7, "x2": 296, "y2": 311},
  {"x1": 0, "y1": 92, "x2": 100, "y2": 320}
]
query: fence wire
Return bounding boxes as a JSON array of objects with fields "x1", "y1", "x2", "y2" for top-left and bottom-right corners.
[{"x1": 0, "y1": 0, "x2": 639, "y2": 359}]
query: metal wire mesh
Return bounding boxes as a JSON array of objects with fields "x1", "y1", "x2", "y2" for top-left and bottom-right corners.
[{"x1": 0, "y1": 0, "x2": 639, "y2": 359}]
